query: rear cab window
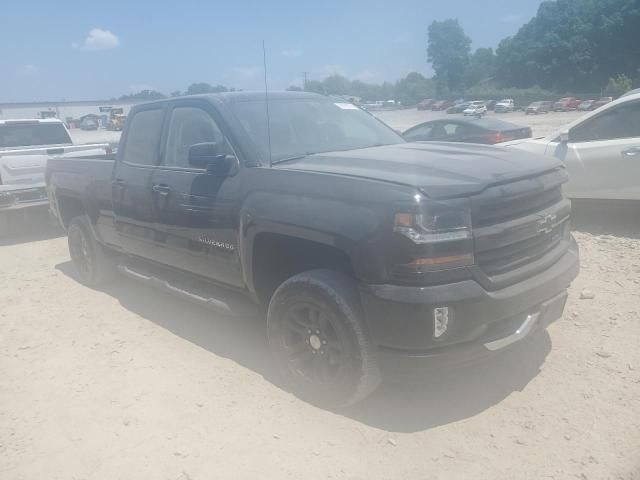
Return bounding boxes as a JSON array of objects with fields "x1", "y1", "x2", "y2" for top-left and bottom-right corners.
[
  {"x1": 121, "y1": 108, "x2": 165, "y2": 165},
  {"x1": 0, "y1": 122, "x2": 72, "y2": 148}
]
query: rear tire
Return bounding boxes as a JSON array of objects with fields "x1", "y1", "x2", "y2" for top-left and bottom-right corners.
[
  {"x1": 67, "y1": 215, "x2": 115, "y2": 287},
  {"x1": 267, "y1": 269, "x2": 381, "y2": 408}
]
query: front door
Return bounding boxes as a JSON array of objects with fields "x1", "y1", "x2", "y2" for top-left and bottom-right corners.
[
  {"x1": 150, "y1": 101, "x2": 244, "y2": 287},
  {"x1": 112, "y1": 105, "x2": 166, "y2": 259}
]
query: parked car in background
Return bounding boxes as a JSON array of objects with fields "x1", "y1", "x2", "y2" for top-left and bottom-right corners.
[
  {"x1": 403, "y1": 117, "x2": 532, "y2": 144},
  {"x1": 592, "y1": 96, "x2": 613, "y2": 109},
  {"x1": 0, "y1": 119, "x2": 108, "y2": 213},
  {"x1": 485, "y1": 100, "x2": 498, "y2": 111},
  {"x1": 553, "y1": 97, "x2": 581, "y2": 112},
  {"x1": 446, "y1": 102, "x2": 469, "y2": 114},
  {"x1": 80, "y1": 118, "x2": 99, "y2": 131},
  {"x1": 526, "y1": 101, "x2": 552, "y2": 114},
  {"x1": 431, "y1": 100, "x2": 450, "y2": 111},
  {"x1": 417, "y1": 99, "x2": 435, "y2": 110},
  {"x1": 503, "y1": 90, "x2": 640, "y2": 201},
  {"x1": 463, "y1": 101, "x2": 487, "y2": 116},
  {"x1": 577, "y1": 100, "x2": 596, "y2": 111},
  {"x1": 494, "y1": 99, "x2": 515, "y2": 113}
]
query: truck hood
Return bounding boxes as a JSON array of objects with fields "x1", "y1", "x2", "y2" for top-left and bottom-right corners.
[{"x1": 275, "y1": 142, "x2": 562, "y2": 199}]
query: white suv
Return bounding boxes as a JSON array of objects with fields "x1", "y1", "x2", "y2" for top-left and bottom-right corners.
[
  {"x1": 495, "y1": 99, "x2": 515, "y2": 113},
  {"x1": 463, "y1": 101, "x2": 487, "y2": 116}
]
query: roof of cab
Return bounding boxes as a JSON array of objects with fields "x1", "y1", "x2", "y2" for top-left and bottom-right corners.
[{"x1": 132, "y1": 91, "x2": 325, "y2": 110}]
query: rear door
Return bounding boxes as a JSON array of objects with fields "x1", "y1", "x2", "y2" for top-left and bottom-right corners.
[
  {"x1": 150, "y1": 100, "x2": 244, "y2": 287},
  {"x1": 112, "y1": 104, "x2": 166, "y2": 258},
  {"x1": 553, "y1": 100, "x2": 640, "y2": 200}
]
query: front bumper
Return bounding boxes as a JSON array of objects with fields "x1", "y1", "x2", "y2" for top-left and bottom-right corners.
[{"x1": 360, "y1": 241, "x2": 579, "y2": 378}]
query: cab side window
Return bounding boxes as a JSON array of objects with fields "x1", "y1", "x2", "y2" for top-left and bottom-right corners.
[
  {"x1": 122, "y1": 108, "x2": 164, "y2": 165},
  {"x1": 571, "y1": 102, "x2": 640, "y2": 142},
  {"x1": 164, "y1": 107, "x2": 227, "y2": 168}
]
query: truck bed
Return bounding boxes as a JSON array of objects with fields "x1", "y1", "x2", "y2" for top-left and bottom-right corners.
[{"x1": 46, "y1": 155, "x2": 116, "y2": 240}]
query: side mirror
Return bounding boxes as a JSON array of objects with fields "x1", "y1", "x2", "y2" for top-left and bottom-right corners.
[
  {"x1": 188, "y1": 142, "x2": 236, "y2": 176},
  {"x1": 559, "y1": 130, "x2": 570, "y2": 143},
  {"x1": 188, "y1": 142, "x2": 222, "y2": 168}
]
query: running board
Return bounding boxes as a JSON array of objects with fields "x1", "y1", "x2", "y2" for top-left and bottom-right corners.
[{"x1": 117, "y1": 264, "x2": 235, "y2": 315}]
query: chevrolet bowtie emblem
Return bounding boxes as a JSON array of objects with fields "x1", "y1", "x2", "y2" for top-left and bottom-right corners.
[{"x1": 537, "y1": 214, "x2": 557, "y2": 234}]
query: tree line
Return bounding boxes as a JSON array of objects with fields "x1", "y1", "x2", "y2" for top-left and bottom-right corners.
[
  {"x1": 115, "y1": 82, "x2": 237, "y2": 102},
  {"x1": 428, "y1": 0, "x2": 639, "y2": 96},
  {"x1": 119, "y1": 0, "x2": 639, "y2": 105}
]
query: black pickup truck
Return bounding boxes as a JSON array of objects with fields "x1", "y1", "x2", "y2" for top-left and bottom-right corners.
[{"x1": 46, "y1": 92, "x2": 579, "y2": 406}]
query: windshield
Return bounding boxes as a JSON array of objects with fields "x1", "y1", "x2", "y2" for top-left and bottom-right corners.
[
  {"x1": 229, "y1": 98, "x2": 404, "y2": 162},
  {"x1": 0, "y1": 123, "x2": 72, "y2": 148}
]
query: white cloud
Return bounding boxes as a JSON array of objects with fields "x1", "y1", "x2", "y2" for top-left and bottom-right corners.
[
  {"x1": 499, "y1": 14, "x2": 523, "y2": 23},
  {"x1": 282, "y1": 46, "x2": 302, "y2": 58},
  {"x1": 73, "y1": 28, "x2": 120, "y2": 51},
  {"x1": 17, "y1": 64, "x2": 38, "y2": 75}
]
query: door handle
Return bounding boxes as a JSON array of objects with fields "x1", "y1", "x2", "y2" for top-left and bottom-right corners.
[
  {"x1": 152, "y1": 184, "x2": 171, "y2": 197},
  {"x1": 621, "y1": 147, "x2": 640, "y2": 157}
]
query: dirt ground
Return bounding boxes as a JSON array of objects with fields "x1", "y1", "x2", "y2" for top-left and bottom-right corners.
[{"x1": 1, "y1": 111, "x2": 640, "y2": 479}]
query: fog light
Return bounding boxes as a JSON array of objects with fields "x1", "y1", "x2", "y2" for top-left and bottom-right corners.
[{"x1": 434, "y1": 307, "x2": 450, "y2": 338}]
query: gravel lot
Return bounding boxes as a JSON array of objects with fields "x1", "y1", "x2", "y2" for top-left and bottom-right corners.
[{"x1": 1, "y1": 110, "x2": 639, "y2": 479}]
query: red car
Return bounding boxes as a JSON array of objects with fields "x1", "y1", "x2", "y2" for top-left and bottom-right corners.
[
  {"x1": 417, "y1": 99, "x2": 435, "y2": 110},
  {"x1": 553, "y1": 97, "x2": 581, "y2": 111},
  {"x1": 431, "y1": 100, "x2": 451, "y2": 111}
]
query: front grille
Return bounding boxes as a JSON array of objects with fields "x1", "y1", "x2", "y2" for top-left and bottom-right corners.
[
  {"x1": 471, "y1": 168, "x2": 566, "y2": 227},
  {"x1": 472, "y1": 168, "x2": 570, "y2": 285},
  {"x1": 476, "y1": 223, "x2": 565, "y2": 276}
]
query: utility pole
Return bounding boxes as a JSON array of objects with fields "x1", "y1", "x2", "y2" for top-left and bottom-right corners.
[{"x1": 302, "y1": 71, "x2": 309, "y2": 91}]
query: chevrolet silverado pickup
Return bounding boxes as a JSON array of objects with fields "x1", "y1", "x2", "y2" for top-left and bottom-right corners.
[
  {"x1": 0, "y1": 119, "x2": 109, "y2": 214},
  {"x1": 46, "y1": 92, "x2": 579, "y2": 407}
]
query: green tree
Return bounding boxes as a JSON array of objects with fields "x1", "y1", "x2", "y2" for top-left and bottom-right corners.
[
  {"x1": 495, "y1": 0, "x2": 640, "y2": 91},
  {"x1": 185, "y1": 83, "x2": 230, "y2": 95},
  {"x1": 394, "y1": 72, "x2": 435, "y2": 105},
  {"x1": 321, "y1": 75, "x2": 352, "y2": 95},
  {"x1": 465, "y1": 48, "x2": 497, "y2": 88},
  {"x1": 170, "y1": 90, "x2": 182, "y2": 97},
  {"x1": 427, "y1": 19, "x2": 471, "y2": 94},
  {"x1": 119, "y1": 89, "x2": 166, "y2": 101},
  {"x1": 604, "y1": 74, "x2": 633, "y2": 97}
]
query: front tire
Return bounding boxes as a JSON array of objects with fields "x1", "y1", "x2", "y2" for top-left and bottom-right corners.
[
  {"x1": 67, "y1": 216, "x2": 115, "y2": 287},
  {"x1": 267, "y1": 270, "x2": 381, "y2": 408}
]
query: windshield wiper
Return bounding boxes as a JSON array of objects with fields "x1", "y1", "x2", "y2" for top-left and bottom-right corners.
[{"x1": 271, "y1": 152, "x2": 317, "y2": 166}]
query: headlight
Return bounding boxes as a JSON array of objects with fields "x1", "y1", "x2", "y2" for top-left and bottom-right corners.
[
  {"x1": 391, "y1": 200, "x2": 474, "y2": 273},
  {"x1": 394, "y1": 211, "x2": 471, "y2": 244},
  {"x1": 394, "y1": 198, "x2": 472, "y2": 243}
]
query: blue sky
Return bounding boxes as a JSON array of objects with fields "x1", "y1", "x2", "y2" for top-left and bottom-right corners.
[{"x1": 0, "y1": 0, "x2": 543, "y2": 102}]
